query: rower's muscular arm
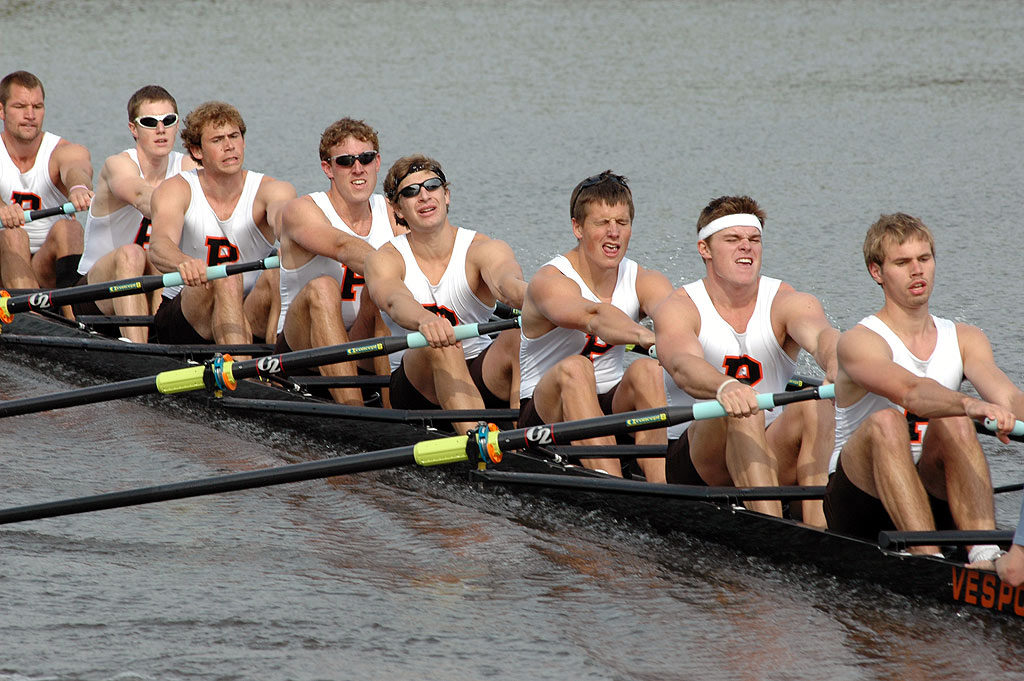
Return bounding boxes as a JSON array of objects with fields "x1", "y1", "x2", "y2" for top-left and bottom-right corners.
[
  {"x1": 527, "y1": 265, "x2": 654, "y2": 347},
  {"x1": 838, "y1": 326, "x2": 1017, "y2": 438},
  {"x1": 635, "y1": 266, "x2": 674, "y2": 322},
  {"x1": 775, "y1": 287, "x2": 839, "y2": 382},
  {"x1": 51, "y1": 140, "x2": 94, "y2": 212},
  {"x1": 958, "y1": 323, "x2": 1024, "y2": 418},
  {"x1": 470, "y1": 236, "x2": 527, "y2": 310},
  {"x1": 279, "y1": 195, "x2": 375, "y2": 272},
  {"x1": 148, "y1": 176, "x2": 205, "y2": 284},
  {"x1": 102, "y1": 153, "x2": 157, "y2": 216},
  {"x1": 653, "y1": 288, "x2": 738, "y2": 400},
  {"x1": 365, "y1": 246, "x2": 456, "y2": 346},
  {"x1": 255, "y1": 177, "x2": 297, "y2": 240}
]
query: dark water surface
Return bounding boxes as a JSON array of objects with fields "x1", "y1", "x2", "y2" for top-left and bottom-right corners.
[{"x1": 2, "y1": 1, "x2": 1024, "y2": 678}]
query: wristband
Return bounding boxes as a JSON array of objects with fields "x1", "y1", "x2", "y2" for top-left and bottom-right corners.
[
  {"x1": 716, "y1": 378, "x2": 740, "y2": 402},
  {"x1": 68, "y1": 184, "x2": 90, "y2": 194}
]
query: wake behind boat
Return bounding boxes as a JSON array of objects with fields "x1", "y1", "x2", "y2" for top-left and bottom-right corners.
[{"x1": 0, "y1": 309, "x2": 1022, "y2": 620}]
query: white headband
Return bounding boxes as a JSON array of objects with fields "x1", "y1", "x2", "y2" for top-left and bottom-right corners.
[{"x1": 697, "y1": 213, "x2": 762, "y2": 242}]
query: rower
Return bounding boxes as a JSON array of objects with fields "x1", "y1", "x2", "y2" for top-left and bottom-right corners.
[
  {"x1": 997, "y1": 502, "x2": 1024, "y2": 586},
  {"x1": 824, "y1": 212, "x2": 1023, "y2": 565},
  {"x1": 518, "y1": 170, "x2": 673, "y2": 481},
  {"x1": 148, "y1": 101, "x2": 295, "y2": 354},
  {"x1": 276, "y1": 118, "x2": 403, "y2": 405},
  {"x1": 653, "y1": 196, "x2": 838, "y2": 525},
  {"x1": 0, "y1": 70, "x2": 93, "y2": 291},
  {"x1": 72, "y1": 85, "x2": 197, "y2": 342},
  {"x1": 364, "y1": 155, "x2": 525, "y2": 435}
]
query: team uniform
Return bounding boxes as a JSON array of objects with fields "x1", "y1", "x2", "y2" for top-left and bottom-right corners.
[
  {"x1": 276, "y1": 192, "x2": 392, "y2": 341},
  {"x1": 824, "y1": 314, "x2": 963, "y2": 538},
  {"x1": 153, "y1": 169, "x2": 274, "y2": 344},
  {"x1": 663, "y1": 276, "x2": 797, "y2": 484},
  {"x1": 517, "y1": 255, "x2": 640, "y2": 428},
  {"x1": 381, "y1": 227, "x2": 504, "y2": 410},
  {"x1": 77, "y1": 149, "x2": 186, "y2": 274},
  {"x1": 0, "y1": 132, "x2": 68, "y2": 253}
]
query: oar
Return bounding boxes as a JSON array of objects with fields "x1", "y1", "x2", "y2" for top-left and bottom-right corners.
[
  {"x1": 24, "y1": 202, "x2": 76, "y2": 223},
  {"x1": 878, "y1": 529, "x2": 1015, "y2": 550},
  {"x1": 0, "y1": 317, "x2": 520, "y2": 418},
  {"x1": 0, "y1": 255, "x2": 280, "y2": 323},
  {"x1": 0, "y1": 383, "x2": 832, "y2": 525},
  {"x1": 981, "y1": 417, "x2": 1024, "y2": 443}
]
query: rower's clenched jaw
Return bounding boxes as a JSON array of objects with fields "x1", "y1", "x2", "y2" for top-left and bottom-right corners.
[
  {"x1": 195, "y1": 122, "x2": 245, "y2": 174},
  {"x1": 0, "y1": 84, "x2": 45, "y2": 145},
  {"x1": 323, "y1": 135, "x2": 380, "y2": 204},
  {"x1": 573, "y1": 200, "x2": 631, "y2": 269},
  {"x1": 700, "y1": 225, "x2": 762, "y2": 283}
]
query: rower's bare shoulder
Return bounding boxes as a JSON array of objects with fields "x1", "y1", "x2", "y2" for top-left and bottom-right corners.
[
  {"x1": 257, "y1": 175, "x2": 296, "y2": 201},
  {"x1": 152, "y1": 174, "x2": 191, "y2": 204},
  {"x1": 837, "y1": 324, "x2": 889, "y2": 361}
]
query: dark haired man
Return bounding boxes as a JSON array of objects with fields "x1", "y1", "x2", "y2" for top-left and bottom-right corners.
[
  {"x1": 654, "y1": 196, "x2": 837, "y2": 524},
  {"x1": 74, "y1": 85, "x2": 197, "y2": 342},
  {"x1": 0, "y1": 70, "x2": 93, "y2": 291},
  {"x1": 276, "y1": 117, "x2": 402, "y2": 404},
  {"x1": 364, "y1": 154, "x2": 525, "y2": 435},
  {"x1": 148, "y1": 101, "x2": 295, "y2": 352},
  {"x1": 825, "y1": 212, "x2": 1022, "y2": 565},
  {"x1": 518, "y1": 171, "x2": 673, "y2": 481}
]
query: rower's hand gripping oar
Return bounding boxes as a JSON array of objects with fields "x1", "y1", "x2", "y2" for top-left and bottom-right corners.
[
  {"x1": 413, "y1": 383, "x2": 837, "y2": 467},
  {"x1": 0, "y1": 255, "x2": 280, "y2": 324},
  {"x1": 0, "y1": 316, "x2": 521, "y2": 418},
  {"x1": 0, "y1": 382, "x2": 832, "y2": 525}
]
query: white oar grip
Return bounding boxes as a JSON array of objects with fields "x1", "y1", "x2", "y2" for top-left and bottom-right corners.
[{"x1": 984, "y1": 418, "x2": 1024, "y2": 437}]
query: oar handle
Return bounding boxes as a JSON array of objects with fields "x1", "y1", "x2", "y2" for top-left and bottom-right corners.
[
  {"x1": 691, "y1": 383, "x2": 835, "y2": 420},
  {"x1": 24, "y1": 202, "x2": 75, "y2": 223},
  {"x1": 984, "y1": 417, "x2": 1024, "y2": 438},
  {"x1": 158, "y1": 255, "x2": 280, "y2": 288}
]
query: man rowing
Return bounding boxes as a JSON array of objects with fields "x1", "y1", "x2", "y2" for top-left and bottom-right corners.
[
  {"x1": 0, "y1": 70, "x2": 93, "y2": 291},
  {"x1": 276, "y1": 117, "x2": 402, "y2": 405},
  {"x1": 148, "y1": 101, "x2": 295, "y2": 353},
  {"x1": 653, "y1": 196, "x2": 837, "y2": 525},
  {"x1": 997, "y1": 503, "x2": 1024, "y2": 586},
  {"x1": 824, "y1": 212, "x2": 1022, "y2": 565},
  {"x1": 364, "y1": 154, "x2": 525, "y2": 435},
  {"x1": 73, "y1": 85, "x2": 197, "y2": 342},
  {"x1": 518, "y1": 170, "x2": 673, "y2": 481}
]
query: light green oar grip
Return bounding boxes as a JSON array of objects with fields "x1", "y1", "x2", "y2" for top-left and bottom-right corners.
[
  {"x1": 690, "y1": 383, "x2": 833, "y2": 421},
  {"x1": 155, "y1": 366, "x2": 208, "y2": 394},
  {"x1": 405, "y1": 322, "x2": 484, "y2": 351},
  {"x1": 413, "y1": 436, "x2": 470, "y2": 466}
]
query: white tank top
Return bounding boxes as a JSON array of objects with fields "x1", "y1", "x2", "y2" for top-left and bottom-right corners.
[
  {"x1": 664, "y1": 276, "x2": 797, "y2": 439},
  {"x1": 519, "y1": 255, "x2": 641, "y2": 400},
  {"x1": 830, "y1": 314, "x2": 963, "y2": 472},
  {"x1": 79, "y1": 149, "x2": 186, "y2": 274},
  {"x1": 277, "y1": 193, "x2": 393, "y2": 335},
  {"x1": 381, "y1": 228, "x2": 495, "y2": 372},
  {"x1": 0, "y1": 132, "x2": 68, "y2": 253},
  {"x1": 162, "y1": 169, "x2": 273, "y2": 299}
]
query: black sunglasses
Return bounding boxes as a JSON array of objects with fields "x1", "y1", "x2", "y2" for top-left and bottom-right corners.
[
  {"x1": 134, "y1": 113, "x2": 178, "y2": 129},
  {"x1": 332, "y1": 150, "x2": 379, "y2": 167},
  {"x1": 397, "y1": 176, "x2": 445, "y2": 199},
  {"x1": 570, "y1": 172, "x2": 629, "y2": 216}
]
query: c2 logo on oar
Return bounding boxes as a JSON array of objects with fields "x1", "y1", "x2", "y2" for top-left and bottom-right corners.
[
  {"x1": 28, "y1": 293, "x2": 52, "y2": 309},
  {"x1": 526, "y1": 426, "x2": 553, "y2": 446},
  {"x1": 257, "y1": 356, "x2": 282, "y2": 374}
]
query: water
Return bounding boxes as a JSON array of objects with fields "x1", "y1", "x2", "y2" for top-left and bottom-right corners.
[{"x1": 2, "y1": 0, "x2": 1024, "y2": 678}]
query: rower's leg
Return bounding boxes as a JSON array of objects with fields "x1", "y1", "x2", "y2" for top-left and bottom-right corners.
[
  {"x1": 0, "y1": 227, "x2": 39, "y2": 289},
  {"x1": 402, "y1": 345, "x2": 487, "y2": 437},
  {"x1": 243, "y1": 268, "x2": 280, "y2": 342},
  {"x1": 532, "y1": 354, "x2": 621, "y2": 476},
  {"x1": 32, "y1": 218, "x2": 83, "y2": 289},
  {"x1": 918, "y1": 416, "x2": 996, "y2": 532},
  {"x1": 765, "y1": 399, "x2": 833, "y2": 527},
  {"x1": 179, "y1": 275, "x2": 252, "y2": 352},
  {"x1": 612, "y1": 358, "x2": 667, "y2": 483},
  {"x1": 838, "y1": 408, "x2": 938, "y2": 554},
  {"x1": 725, "y1": 412, "x2": 783, "y2": 517},
  {"x1": 478, "y1": 328, "x2": 520, "y2": 408},
  {"x1": 283, "y1": 276, "x2": 361, "y2": 405},
  {"x1": 86, "y1": 244, "x2": 150, "y2": 343}
]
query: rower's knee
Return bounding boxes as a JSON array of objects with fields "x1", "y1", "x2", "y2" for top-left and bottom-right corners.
[
  {"x1": 553, "y1": 354, "x2": 597, "y2": 389},
  {"x1": 0, "y1": 226, "x2": 29, "y2": 252},
  {"x1": 113, "y1": 244, "x2": 147, "y2": 277},
  {"x1": 925, "y1": 415, "x2": 976, "y2": 448},
  {"x1": 47, "y1": 218, "x2": 84, "y2": 252},
  {"x1": 211, "y1": 272, "x2": 245, "y2": 299},
  {"x1": 863, "y1": 408, "x2": 911, "y2": 446},
  {"x1": 305, "y1": 275, "x2": 342, "y2": 310}
]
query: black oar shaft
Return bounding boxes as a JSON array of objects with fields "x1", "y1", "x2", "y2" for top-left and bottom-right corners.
[
  {"x1": 878, "y1": 529, "x2": 1015, "y2": 549},
  {"x1": 0, "y1": 445, "x2": 417, "y2": 525},
  {"x1": 0, "y1": 376, "x2": 158, "y2": 418}
]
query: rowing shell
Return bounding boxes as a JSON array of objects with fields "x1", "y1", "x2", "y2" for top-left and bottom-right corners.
[{"x1": 1, "y1": 309, "x2": 1021, "y2": 620}]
